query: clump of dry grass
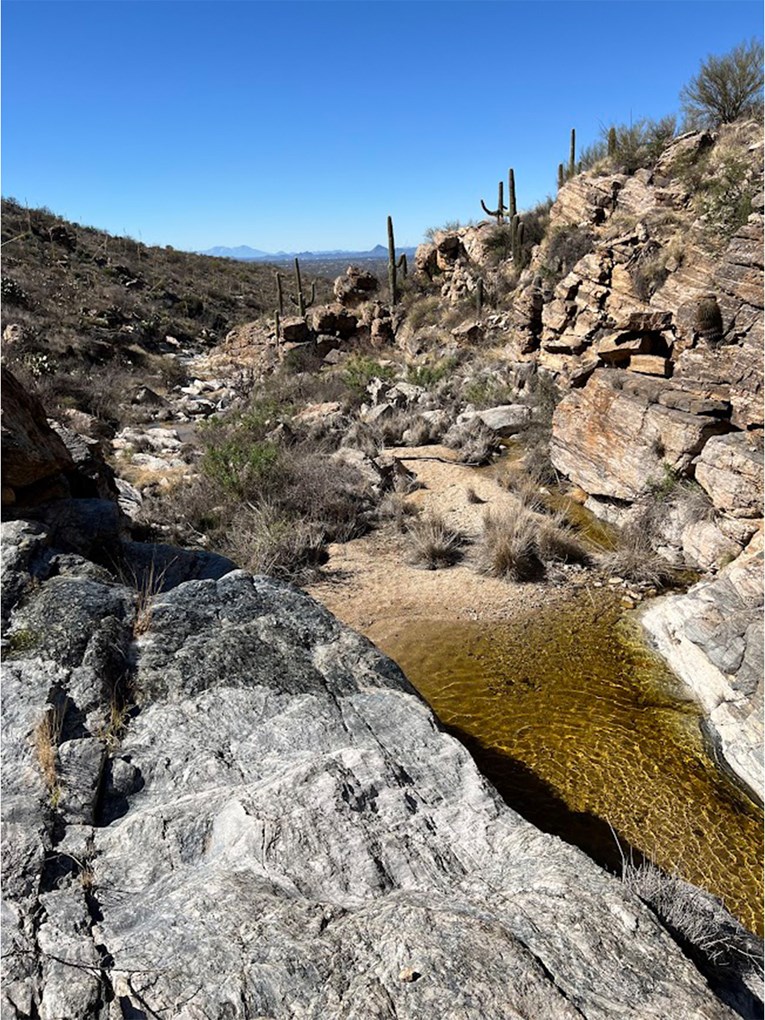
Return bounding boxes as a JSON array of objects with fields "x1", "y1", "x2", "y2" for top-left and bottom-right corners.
[
  {"x1": 373, "y1": 409, "x2": 423, "y2": 448},
  {"x1": 133, "y1": 559, "x2": 172, "y2": 636},
  {"x1": 675, "y1": 479, "x2": 716, "y2": 524},
  {"x1": 406, "y1": 512, "x2": 465, "y2": 569},
  {"x1": 537, "y1": 511, "x2": 591, "y2": 565},
  {"x1": 225, "y1": 502, "x2": 328, "y2": 579},
  {"x1": 378, "y1": 491, "x2": 418, "y2": 532},
  {"x1": 403, "y1": 415, "x2": 441, "y2": 446},
  {"x1": 146, "y1": 438, "x2": 371, "y2": 581},
  {"x1": 478, "y1": 509, "x2": 544, "y2": 581},
  {"x1": 34, "y1": 704, "x2": 65, "y2": 805},
  {"x1": 599, "y1": 524, "x2": 676, "y2": 586},
  {"x1": 342, "y1": 421, "x2": 382, "y2": 458},
  {"x1": 622, "y1": 860, "x2": 763, "y2": 973},
  {"x1": 496, "y1": 466, "x2": 546, "y2": 513},
  {"x1": 445, "y1": 420, "x2": 498, "y2": 466}
]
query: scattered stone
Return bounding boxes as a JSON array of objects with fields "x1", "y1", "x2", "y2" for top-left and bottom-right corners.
[
  {"x1": 627, "y1": 355, "x2": 670, "y2": 377},
  {"x1": 281, "y1": 316, "x2": 312, "y2": 343},
  {"x1": 459, "y1": 404, "x2": 531, "y2": 438},
  {"x1": 333, "y1": 265, "x2": 379, "y2": 306}
]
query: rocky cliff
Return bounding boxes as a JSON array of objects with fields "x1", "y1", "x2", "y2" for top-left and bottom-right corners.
[
  {"x1": 411, "y1": 121, "x2": 764, "y2": 805},
  {"x1": 2, "y1": 374, "x2": 760, "y2": 1018}
]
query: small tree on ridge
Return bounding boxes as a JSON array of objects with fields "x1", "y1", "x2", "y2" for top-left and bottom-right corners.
[{"x1": 680, "y1": 39, "x2": 764, "y2": 128}]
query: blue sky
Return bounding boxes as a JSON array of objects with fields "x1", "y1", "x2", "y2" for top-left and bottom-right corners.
[{"x1": 2, "y1": 1, "x2": 762, "y2": 252}]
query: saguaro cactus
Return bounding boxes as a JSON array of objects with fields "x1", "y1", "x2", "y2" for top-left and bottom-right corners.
[
  {"x1": 607, "y1": 126, "x2": 618, "y2": 157},
  {"x1": 288, "y1": 257, "x2": 316, "y2": 317},
  {"x1": 557, "y1": 163, "x2": 565, "y2": 190},
  {"x1": 387, "y1": 216, "x2": 408, "y2": 305},
  {"x1": 513, "y1": 221, "x2": 525, "y2": 269},
  {"x1": 507, "y1": 168, "x2": 517, "y2": 219},
  {"x1": 569, "y1": 128, "x2": 576, "y2": 176},
  {"x1": 475, "y1": 277, "x2": 484, "y2": 317},
  {"x1": 275, "y1": 271, "x2": 284, "y2": 314},
  {"x1": 274, "y1": 309, "x2": 281, "y2": 344},
  {"x1": 481, "y1": 181, "x2": 506, "y2": 224}
]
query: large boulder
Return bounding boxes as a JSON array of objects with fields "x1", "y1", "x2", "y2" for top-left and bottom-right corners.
[
  {"x1": 642, "y1": 531, "x2": 764, "y2": 800},
  {"x1": 280, "y1": 316, "x2": 312, "y2": 343},
  {"x1": 1, "y1": 369, "x2": 74, "y2": 506},
  {"x1": 459, "y1": 404, "x2": 532, "y2": 437},
  {"x1": 333, "y1": 265, "x2": 379, "y2": 307},
  {"x1": 550, "y1": 369, "x2": 728, "y2": 501}
]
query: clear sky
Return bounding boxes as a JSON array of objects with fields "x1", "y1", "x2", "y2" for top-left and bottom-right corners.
[{"x1": 2, "y1": 1, "x2": 762, "y2": 252}]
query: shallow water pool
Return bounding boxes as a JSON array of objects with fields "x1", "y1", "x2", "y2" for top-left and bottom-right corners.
[{"x1": 376, "y1": 588, "x2": 763, "y2": 935}]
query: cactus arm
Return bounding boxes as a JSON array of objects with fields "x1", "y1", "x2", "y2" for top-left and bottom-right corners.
[{"x1": 481, "y1": 180, "x2": 506, "y2": 223}]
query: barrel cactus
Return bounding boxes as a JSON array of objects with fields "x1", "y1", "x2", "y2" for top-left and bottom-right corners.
[{"x1": 695, "y1": 294, "x2": 724, "y2": 345}]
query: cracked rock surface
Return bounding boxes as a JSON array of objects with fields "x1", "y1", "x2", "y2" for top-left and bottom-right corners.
[{"x1": 0, "y1": 519, "x2": 755, "y2": 1019}]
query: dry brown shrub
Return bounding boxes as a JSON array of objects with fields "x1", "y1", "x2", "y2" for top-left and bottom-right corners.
[
  {"x1": 445, "y1": 419, "x2": 498, "y2": 465},
  {"x1": 537, "y1": 511, "x2": 591, "y2": 565},
  {"x1": 406, "y1": 513, "x2": 465, "y2": 569},
  {"x1": 378, "y1": 491, "x2": 418, "y2": 532},
  {"x1": 478, "y1": 509, "x2": 545, "y2": 581},
  {"x1": 34, "y1": 704, "x2": 65, "y2": 802}
]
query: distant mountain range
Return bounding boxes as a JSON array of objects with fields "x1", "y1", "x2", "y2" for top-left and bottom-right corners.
[{"x1": 198, "y1": 243, "x2": 417, "y2": 262}]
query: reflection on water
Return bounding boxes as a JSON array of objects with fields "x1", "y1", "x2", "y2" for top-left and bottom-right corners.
[{"x1": 377, "y1": 589, "x2": 763, "y2": 935}]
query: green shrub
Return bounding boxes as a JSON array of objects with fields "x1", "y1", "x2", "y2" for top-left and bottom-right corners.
[
  {"x1": 343, "y1": 354, "x2": 396, "y2": 398},
  {"x1": 405, "y1": 294, "x2": 441, "y2": 331},
  {"x1": 483, "y1": 224, "x2": 515, "y2": 265},
  {"x1": 407, "y1": 354, "x2": 459, "y2": 388},
  {"x1": 631, "y1": 251, "x2": 670, "y2": 302},
  {"x1": 647, "y1": 462, "x2": 681, "y2": 501},
  {"x1": 461, "y1": 372, "x2": 515, "y2": 409},
  {"x1": 697, "y1": 151, "x2": 757, "y2": 244},
  {"x1": 201, "y1": 438, "x2": 280, "y2": 497},
  {"x1": 424, "y1": 220, "x2": 473, "y2": 240}
]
